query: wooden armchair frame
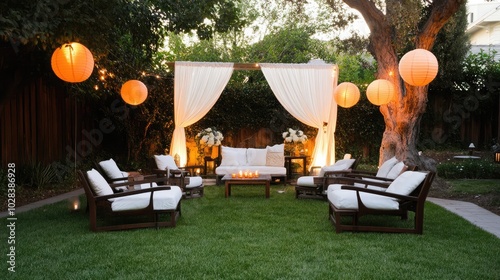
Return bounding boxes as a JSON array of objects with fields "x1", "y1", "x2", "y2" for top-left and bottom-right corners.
[
  {"x1": 150, "y1": 158, "x2": 204, "y2": 198},
  {"x1": 328, "y1": 171, "x2": 435, "y2": 234},
  {"x1": 295, "y1": 158, "x2": 359, "y2": 199},
  {"x1": 78, "y1": 170, "x2": 181, "y2": 232}
]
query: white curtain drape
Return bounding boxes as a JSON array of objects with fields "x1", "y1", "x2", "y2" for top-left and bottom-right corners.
[
  {"x1": 260, "y1": 62, "x2": 338, "y2": 167},
  {"x1": 169, "y1": 61, "x2": 234, "y2": 166}
]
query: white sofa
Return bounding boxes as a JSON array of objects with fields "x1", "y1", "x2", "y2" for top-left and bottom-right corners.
[{"x1": 215, "y1": 144, "x2": 287, "y2": 183}]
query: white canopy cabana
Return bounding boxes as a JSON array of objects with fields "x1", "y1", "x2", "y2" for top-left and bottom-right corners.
[
  {"x1": 169, "y1": 62, "x2": 234, "y2": 166},
  {"x1": 260, "y1": 61, "x2": 338, "y2": 167},
  {"x1": 168, "y1": 60, "x2": 338, "y2": 168}
]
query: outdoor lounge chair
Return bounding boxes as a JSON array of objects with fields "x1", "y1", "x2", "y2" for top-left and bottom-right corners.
[
  {"x1": 78, "y1": 169, "x2": 182, "y2": 232},
  {"x1": 96, "y1": 158, "x2": 147, "y2": 183},
  {"x1": 152, "y1": 155, "x2": 204, "y2": 198},
  {"x1": 295, "y1": 158, "x2": 358, "y2": 199},
  {"x1": 327, "y1": 170, "x2": 436, "y2": 234}
]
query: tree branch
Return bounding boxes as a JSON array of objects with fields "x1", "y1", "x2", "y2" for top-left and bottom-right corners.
[{"x1": 417, "y1": 0, "x2": 466, "y2": 49}]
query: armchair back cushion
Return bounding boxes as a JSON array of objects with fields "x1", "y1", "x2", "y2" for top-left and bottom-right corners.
[
  {"x1": 99, "y1": 158, "x2": 127, "y2": 179},
  {"x1": 154, "y1": 155, "x2": 178, "y2": 170},
  {"x1": 375, "y1": 157, "x2": 399, "y2": 177},
  {"x1": 86, "y1": 169, "x2": 114, "y2": 197},
  {"x1": 386, "y1": 161, "x2": 407, "y2": 179},
  {"x1": 386, "y1": 171, "x2": 427, "y2": 196},
  {"x1": 319, "y1": 159, "x2": 356, "y2": 177}
]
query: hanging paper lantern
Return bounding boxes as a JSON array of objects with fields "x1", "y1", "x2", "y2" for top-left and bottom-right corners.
[
  {"x1": 366, "y1": 79, "x2": 395, "y2": 106},
  {"x1": 51, "y1": 42, "x2": 94, "y2": 83},
  {"x1": 121, "y1": 80, "x2": 148, "y2": 105},
  {"x1": 333, "y1": 82, "x2": 360, "y2": 108},
  {"x1": 398, "y1": 49, "x2": 439, "y2": 86}
]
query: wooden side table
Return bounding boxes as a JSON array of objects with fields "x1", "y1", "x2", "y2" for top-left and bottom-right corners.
[{"x1": 284, "y1": 155, "x2": 308, "y2": 180}]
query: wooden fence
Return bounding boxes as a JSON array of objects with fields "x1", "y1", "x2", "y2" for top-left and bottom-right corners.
[{"x1": 1, "y1": 79, "x2": 91, "y2": 168}]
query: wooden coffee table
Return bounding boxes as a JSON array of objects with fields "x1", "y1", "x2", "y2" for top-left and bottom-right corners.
[{"x1": 222, "y1": 174, "x2": 272, "y2": 198}]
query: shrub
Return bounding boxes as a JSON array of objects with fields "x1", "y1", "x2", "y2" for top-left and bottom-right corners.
[{"x1": 437, "y1": 159, "x2": 500, "y2": 179}]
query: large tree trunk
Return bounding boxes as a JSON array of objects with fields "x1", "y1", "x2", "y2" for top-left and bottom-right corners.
[{"x1": 337, "y1": 0, "x2": 465, "y2": 171}]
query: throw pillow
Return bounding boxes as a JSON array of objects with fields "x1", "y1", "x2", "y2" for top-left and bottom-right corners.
[{"x1": 266, "y1": 144, "x2": 284, "y2": 167}]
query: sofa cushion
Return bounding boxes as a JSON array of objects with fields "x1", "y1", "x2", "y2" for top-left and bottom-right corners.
[
  {"x1": 215, "y1": 165, "x2": 286, "y2": 176},
  {"x1": 266, "y1": 144, "x2": 284, "y2": 167},
  {"x1": 376, "y1": 157, "x2": 399, "y2": 177},
  {"x1": 247, "y1": 148, "x2": 267, "y2": 166},
  {"x1": 386, "y1": 171, "x2": 426, "y2": 196},
  {"x1": 220, "y1": 146, "x2": 247, "y2": 166},
  {"x1": 86, "y1": 169, "x2": 114, "y2": 197},
  {"x1": 154, "y1": 155, "x2": 178, "y2": 170}
]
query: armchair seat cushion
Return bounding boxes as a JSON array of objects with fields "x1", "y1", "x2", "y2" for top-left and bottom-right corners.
[
  {"x1": 186, "y1": 176, "x2": 203, "y2": 188},
  {"x1": 327, "y1": 189, "x2": 399, "y2": 210},
  {"x1": 111, "y1": 186, "x2": 182, "y2": 211},
  {"x1": 296, "y1": 176, "x2": 316, "y2": 187}
]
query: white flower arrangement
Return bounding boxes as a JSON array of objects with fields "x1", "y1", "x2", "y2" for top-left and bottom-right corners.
[
  {"x1": 195, "y1": 127, "x2": 224, "y2": 147},
  {"x1": 282, "y1": 128, "x2": 308, "y2": 144}
]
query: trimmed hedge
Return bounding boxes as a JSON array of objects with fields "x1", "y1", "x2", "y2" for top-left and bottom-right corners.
[{"x1": 437, "y1": 159, "x2": 500, "y2": 179}]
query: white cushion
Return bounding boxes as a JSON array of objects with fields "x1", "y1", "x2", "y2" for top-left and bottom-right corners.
[
  {"x1": 220, "y1": 146, "x2": 247, "y2": 166},
  {"x1": 154, "y1": 155, "x2": 178, "y2": 170},
  {"x1": 376, "y1": 157, "x2": 399, "y2": 177},
  {"x1": 386, "y1": 171, "x2": 426, "y2": 196},
  {"x1": 215, "y1": 165, "x2": 286, "y2": 175},
  {"x1": 296, "y1": 176, "x2": 316, "y2": 187},
  {"x1": 111, "y1": 186, "x2": 182, "y2": 211},
  {"x1": 98, "y1": 158, "x2": 124, "y2": 179},
  {"x1": 386, "y1": 161, "x2": 406, "y2": 179},
  {"x1": 86, "y1": 169, "x2": 114, "y2": 197},
  {"x1": 319, "y1": 159, "x2": 356, "y2": 177},
  {"x1": 353, "y1": 177, "x2": 388, "y2": 192},
  {"x1": 186, "y1": 176, "x2": 203, "y2": 188},
  {"x1": 266, "y1": 144, "x2": 284, "y2": 167},
  {"x1": 328, "y1": 189, "x2": 400, "y2": 210},
  {"x1": 247, "y1": 148, "x2": 268, "y2": 166}
]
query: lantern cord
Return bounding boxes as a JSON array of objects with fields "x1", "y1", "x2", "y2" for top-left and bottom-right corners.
[{"x1": 74, "y1": 96, "x2": 77, "y2": 175}]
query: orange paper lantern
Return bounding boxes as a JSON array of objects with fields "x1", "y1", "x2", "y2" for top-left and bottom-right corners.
[
  {"x1": 121, "y1": 80, "x2": 148, "y2": 105},
  {"x1": 334, "y1": 82, "x2": 360, "y2": 108},
  {"x1": 398, "y1": 49, "x2": 439, "y2": 86},
  {"x1": 366, "y1": 79, "x2": 395, "y2": 106},
  {"x1": 51, "y1": 42, "x2": 94, "y2": 83}
]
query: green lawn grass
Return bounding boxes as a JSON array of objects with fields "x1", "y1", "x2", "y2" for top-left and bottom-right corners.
[
  {"x1": 447, "y1": 179, "x2": 500, "y2": 194},
  {"x1": 2, "y1": 184, "x2": 500, "y2": 279}
]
